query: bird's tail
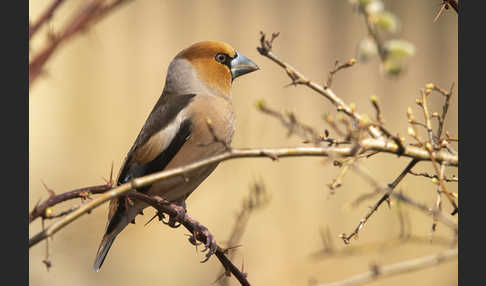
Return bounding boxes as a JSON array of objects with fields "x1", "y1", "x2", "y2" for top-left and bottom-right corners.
[
  {"x1": 93, "y1": 231, "x2": 119, "y2": 272},
  {"x1": 93, "y1": 202, "x2": 137, "y2": 272}
]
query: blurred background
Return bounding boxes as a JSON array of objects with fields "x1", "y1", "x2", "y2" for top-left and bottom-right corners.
[{"x1": 29, "y1": 1, "x2": 458, "y2": 285}]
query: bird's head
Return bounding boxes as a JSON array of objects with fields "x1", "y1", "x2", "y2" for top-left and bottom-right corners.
[{"x1": 164, "y1": 41, "x2": 259, "y2": 97}]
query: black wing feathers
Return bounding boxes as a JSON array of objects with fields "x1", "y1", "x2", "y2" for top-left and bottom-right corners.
[{"x1": 105, "y1": 93, "x2": 195, "y2": 235}]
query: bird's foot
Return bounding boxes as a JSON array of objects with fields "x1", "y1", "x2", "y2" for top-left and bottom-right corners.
[
  {"x1": 187, "y1": 219, "x2": 217, "y2": 263},
  {"x1": 162, "y1": 203, "x2": 186, "y2": 228}
]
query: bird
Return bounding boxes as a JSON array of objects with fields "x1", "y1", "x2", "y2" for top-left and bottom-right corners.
[{"x1": 93, "y1": 41, "x2": 259, "y2": 271}]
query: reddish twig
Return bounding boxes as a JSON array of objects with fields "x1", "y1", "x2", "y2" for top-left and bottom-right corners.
[
  {"x1": 29, "y1": 0, "x2": 67, "y2": 40},
  {"x1": 29, "y1": 0, "x2": 133, "y2": 87},
  {"x1": 29, "y1": 183, "x2": 113, "y2": 223},
  {"x1": 128, "y1": 191, "x2": 251, "y2": 286}
]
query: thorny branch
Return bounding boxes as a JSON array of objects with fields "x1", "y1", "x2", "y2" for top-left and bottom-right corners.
[
  {"x1": 29, "y1": 183, "x2": 112, "y2": 223},
  {"x1": 349, "y1": 164, "x2": 458, "y2": 234},
  {"x1": 128, "y1": 192, "x2": 251, "y2": 286},
  {"x1": 340, "y1": 159, "x2": 419, "y2": 244},
  {"x1": 216, "y1": 181, "x2": 271, "y2": 286}
]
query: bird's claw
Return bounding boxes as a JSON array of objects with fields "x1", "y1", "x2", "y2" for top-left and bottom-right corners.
[
  {"x1": 161, "y1": 204, "x2": 186, "y2": 228},
  {"x1": 198, "y1": 225, "x2": 217, "y2": 263},
  {"x1": 162, "y1": 215, "x2": 181, "y2": 228},
  {"x1": 186, "y1": 222, "x2": 217, "y2": 263}
]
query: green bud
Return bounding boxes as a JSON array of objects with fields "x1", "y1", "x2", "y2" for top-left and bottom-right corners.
[
  {"x1": 385, "y1": 40, "x2": 415, "y2": 60},
  {"x1": 255, "y1": 99, "x2": 266, "y2": 110},
  {"x1": 357, "y1": 38, "x2": 378, "y2": 63},
  {"x1": 376, "y1": 11, "x2": 399, "y2": 33}
]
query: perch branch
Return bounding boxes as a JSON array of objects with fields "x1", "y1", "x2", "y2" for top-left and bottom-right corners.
[
  {"x1": 128, "y1": 192, "x2": 251, "y2": 286},
  {"x1": 29, "y1": 145, "x2": 457, "y2": 248}
]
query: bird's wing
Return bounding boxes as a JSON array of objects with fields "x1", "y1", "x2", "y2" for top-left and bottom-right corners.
[
  {"x1": 105, "y1": 91, "x2": 196, "y2": 234},
  {"x1": 118, "y1": 92, "x2": 196, "y2": 184}
]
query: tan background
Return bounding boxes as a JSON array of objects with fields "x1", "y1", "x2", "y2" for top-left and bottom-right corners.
[{"x1": 29, "y1": 1, "x2": 458, "y2": 285}]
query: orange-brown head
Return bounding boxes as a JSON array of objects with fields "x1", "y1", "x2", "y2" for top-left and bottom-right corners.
[{"x1": 164, "y1": 41, "x2": 258, "y2": 97}]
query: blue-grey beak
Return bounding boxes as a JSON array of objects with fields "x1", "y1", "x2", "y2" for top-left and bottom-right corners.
[{"x1": 230, "y1": 51, "x2": 259, "y2": 80}]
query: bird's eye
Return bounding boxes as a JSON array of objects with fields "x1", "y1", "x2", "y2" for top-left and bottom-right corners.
[{"x1": 215, "y1": 53, "x2": 228, "y2": 63}]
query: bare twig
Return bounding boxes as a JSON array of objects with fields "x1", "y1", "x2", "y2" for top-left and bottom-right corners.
[
  {"x1": 325, "y1": 59, "x2": 356, "y2": 89},
  {"x1": 350, "y1": 164, "x2": 458, "y2": 232},
  {"x1": 217, "y1": 181, "x2": 270, "y2": 285},
  {"x1": 359, "y1": 7, "x2": 387, "y2": 62},
  {"x1": 434, "y1": 82, "x2": 455, "y2": 141},
  {"x1": 314, "y1": 248, "x2": 457, "y2": 286},
  {"x1": 430, "y1": 162, "x2": 446, "y2": 239},
  {"x1": 311, "y1": 232, "x2": 455, "y2": 261},
  {"x1": 256, "y1": 100, "x2": 323, "y2": 145},
  {"x1": 408, "y1": 170, "x2": 458, "y2": 182},
  {"x1": 409, "y1": 95, "x2": 458, "y2": 214},
  {"x1": 41, "y1": 219, "x2": 52, "y2": 271},
  {"x1": 434, "y1": 1, "x2": 459, "y2": 22},
  {"x1": 29, "y1": 183, "x2": 113, "y2": 223},
  {"x1": 29, "y1": 0, "x2": 133, "y2": 87},
  {"x1": 29, "y1": 0, "x2": 67, "y2": 40},
  {"x1": 419, "y1": 90, "x2": 436, "y2": 145},
  {"x1": 340, "y1": 159, "x2": 419, "y2": 244},
  {"x1": 257, "y1": 31, "x2": 382, "y2": 139}
]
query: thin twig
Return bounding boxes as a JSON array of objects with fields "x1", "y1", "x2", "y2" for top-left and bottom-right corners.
[
  {"x1": 434, "y1": 1, "x2": 459, "y2": 22},
  {"x1": 430, "y1": 162, "x2": 446, "y2": 239},
  {"x1": 340, "y1": 159, "x2": 419, "y2": 244},
  {"x1": 29, "y1": 0, "x2": 133, "y2": 87},
  {"x1": 350, "y1": 164, "x2": 458, "y2": 232},
  {"x1": 257, "y1": 32, "x2": 383, "y2": 139},
  {"x1": 435, "y1": 83, "x2": 454, "y2": 140},
  {"x1": 256, "y1": 100, "x2": 322, "y2": 145},
  {"x1": 359, "y1": 7, "x2": 387, "y2": 62},
  {"x1": 325, "y1": 59, "x2": 356, "y2": 89},
  {"x1": 408, "y1": 170, "x2": 458, "y2": 182},
  {"x1": 314, "y1": 248, "x2": 457, "y2": 286},
  {"x1": 311, "y1": 233, "x2": 455, "y2": 261},
  {"x1": 217, "y1": 181, "x2": 270, "y2": 285},
  {"x1": 29, "y1": 183, "x2": 113, "y2": 223},
  {"x1": 29, "y1": 0, "x2": 67, "y2": 40}
]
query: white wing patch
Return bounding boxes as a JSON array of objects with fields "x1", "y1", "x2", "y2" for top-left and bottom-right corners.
[{"x1": 133, "y1": 108, "x2": 189, "y2": 165}]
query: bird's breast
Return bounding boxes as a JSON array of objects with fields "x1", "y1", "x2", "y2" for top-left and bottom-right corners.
[{"x1": 145, "y1": 94, "x2": 235, "y2": 202}]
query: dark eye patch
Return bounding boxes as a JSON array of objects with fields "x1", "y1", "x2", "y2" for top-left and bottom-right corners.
[{"x1": 215, "y1": 52, "x2": 233, "y2": 68}]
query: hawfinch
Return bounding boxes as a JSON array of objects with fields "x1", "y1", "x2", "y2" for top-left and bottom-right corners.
[{"x1": 93, "y1": 41, "x2": 258, "y2": 271}]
